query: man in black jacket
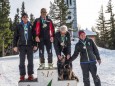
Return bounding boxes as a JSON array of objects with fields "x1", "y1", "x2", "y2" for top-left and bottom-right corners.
[
  {"x1": 69, "y1": 30, "x2": 101, "y2": 86},
  {"x1": 33, "y1": 8, "x2": 55, "y2": 69},
  {"x1": 13, "y1": 13, "x2": 37, "y2": 81},
  {"x1": 54, "y1": 25, "x2": 71, "y2": 78}
]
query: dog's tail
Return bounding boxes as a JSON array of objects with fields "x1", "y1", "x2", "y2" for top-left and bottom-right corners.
[{"x1": 73, "y1": 73, "x2": 79, "y2": 82}]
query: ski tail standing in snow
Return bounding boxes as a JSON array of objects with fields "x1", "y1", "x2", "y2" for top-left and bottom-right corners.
[
  {"x1": 54, "y1": 25, "x2": 72, "y2": 80},
  {"x1": 13, "y1": 13, "x2": 37, "y2": 81},
  {"x1": 33, "y1": 8, "x2": 55, "y2": 69},
  {"x1": 69, "y1": 30, "x2": 101, "y2": 86}
]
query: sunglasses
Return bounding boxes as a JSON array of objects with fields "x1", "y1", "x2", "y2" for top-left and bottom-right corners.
[{"x1": 41, "y1": 11, "x2": 47, "y2": 13}]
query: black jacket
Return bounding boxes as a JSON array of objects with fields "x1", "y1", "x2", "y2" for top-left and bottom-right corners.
[
  {"x1": 13, "y1": 21, "x2": 36, "y2": 47},
  {"x1": 70, "y1": 38, "x2": 101, "y2": 63},
  {"x1": 54, "y1": 31, "x2": 71, "y2": 56}
]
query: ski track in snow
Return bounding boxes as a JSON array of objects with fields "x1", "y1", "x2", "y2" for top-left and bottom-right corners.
[{"x1": 0, "y1": 42, "x2": 115, "y2": 86}]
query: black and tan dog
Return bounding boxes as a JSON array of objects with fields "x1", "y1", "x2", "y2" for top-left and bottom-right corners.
[{"x1": 58, "y1": 55, "x2": 79, "y2": 82}]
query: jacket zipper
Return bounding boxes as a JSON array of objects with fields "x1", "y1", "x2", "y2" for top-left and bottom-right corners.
[
  {"x1": 80, "y1": 40, "x2": 90, "y2": 61},
  {"x1": 85, "y1": 45, "x2": 90, "y2": 61}
]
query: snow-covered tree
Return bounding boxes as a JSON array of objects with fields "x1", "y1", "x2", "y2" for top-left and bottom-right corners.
[
  {"x1": 106, "y1": 0, "x2": 115, "y2": 49},
  {"x1": 96, "y1": 6, "x2": 109, "y2": 48},
  {"x1": 49, "y1": 0, "x2": 72, "y2": 29}
]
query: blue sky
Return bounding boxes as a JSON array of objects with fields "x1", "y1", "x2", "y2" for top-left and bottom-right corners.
[{"x1": 9, "y1": 0, "x2": 115, "y2": 30}]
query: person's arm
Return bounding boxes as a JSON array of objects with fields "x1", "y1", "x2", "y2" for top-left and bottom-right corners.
[
  {"x1": 54, "y1": 34, "x2": 61, "y2": 56},
  {"x1": 49, "y1": 19, "x2": 55, "y2": 42},
  {"x1": 13, "y1": 25, "x2": 19, "y2": 52},
  {"x1": 91, "y1": 39, "x2": 101, "y2": 60},
  {"x1": 13, "y1": 25, "x2": 19, "y2": 47},
  {"x1": 31, "y1": 23, "x2": 38, "y2": 52},
  {"x1": 49, "y1": 19, "x2": 55, "y2": 37},
  {"x1": 32, "y1": 23, "x2": 37, "y2": 46},
  {"x1": 33, "y1": 19, "x2": 40, "y2": 37},
  {"x1": 66, "y1": 32, "x2": 71, "y2": 55},
  {"x1": 69, "y1": 43, "x2": 80, "y2": 62},
  {"x1": 33, "y1": 19, "x2": 41, "y2": 42},
  {"x1": 91, "y1": 39, "x2": 101, "y2": 65}
]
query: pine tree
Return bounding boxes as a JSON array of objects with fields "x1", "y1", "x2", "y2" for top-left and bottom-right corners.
[
  {"x1": 21, "y1": 1, "x2": 25, "y2": 16},
  {"x1": 49, "y1": 1, "x2": 59, "y2": 27},
  {"x1": 0, "y1": 0, "x2": 10, "y2": 30},
  {"x1": 16, "y1": 8, "x2": 20, "y2": 23},
  {"x1": 106, "y1": 0, "x2": 115, "y2": 49},
  {"x1": 12, "y1": 8, "x2": 20, "y2": 31},
  {"x1": 49, "y1": 0, "x2": 72, "y2": 29},
  {"x1": 30, "y1": 13, "x2": 35, "y2": 25},
  {"x1": 96, "y1": 6, "x2": 109, "y2": 48},
  {"x1": 9, "y1": 18, "x2": 13, "y2": 30},
  {"x1": 0, "y1": 0, "x2": 12, "y2": 56}
]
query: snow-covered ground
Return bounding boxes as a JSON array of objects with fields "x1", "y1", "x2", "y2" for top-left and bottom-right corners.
[{"x1": 0, "y1": 41, "x2": 115, "y2": 86}]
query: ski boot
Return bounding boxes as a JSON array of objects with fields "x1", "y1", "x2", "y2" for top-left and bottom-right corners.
[
  {"x1": 28, "y1": 74, "x2": 34, "y2": 80},
  {"x1": 20, "y1": 75, "x2": 25, "y2": 81},
  {"x1": 48, "y1": 63, "x2": 53, "y2": 69},
  {"x1": 39, "y1": 63, "x2": 45, "y2": 69}
]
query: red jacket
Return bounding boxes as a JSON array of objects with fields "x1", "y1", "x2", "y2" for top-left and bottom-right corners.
[{"x1": 33, "y1": 16, "x2": 55, "y2": 38}]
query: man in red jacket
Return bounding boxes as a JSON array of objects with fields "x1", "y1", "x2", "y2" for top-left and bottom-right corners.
[{"x1": 33, "y1": 8, "x2": 55, "y2": 69}]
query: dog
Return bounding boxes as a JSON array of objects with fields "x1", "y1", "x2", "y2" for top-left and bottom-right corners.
[{"x1": 58, "y1": 55, "x2": 79, "y2": 82}]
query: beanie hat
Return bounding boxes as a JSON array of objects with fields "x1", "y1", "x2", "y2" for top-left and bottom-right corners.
[{"x1": 78, "y1": 30, "x2": 85, "y2": 37}]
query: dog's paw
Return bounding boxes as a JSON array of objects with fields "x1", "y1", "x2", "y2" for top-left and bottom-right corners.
[
  {"x1": 58, "y1": 77, "x2": 63, "y2": 80},
  {"x1": 75, "y1": 77, "x2": 79, "y2": 82}
]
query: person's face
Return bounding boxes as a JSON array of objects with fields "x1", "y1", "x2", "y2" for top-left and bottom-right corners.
[
  {"x1": 79, "y1": 33, "x2": 86, "y2": 40},
  {"x1": 22, "y1": 15, "x2": 28, "y2": 23},
  {"x1": 60, "y1": 30, "x2": 67, "y2": 35},
  {"x1": 41, "y1": 9, "x2": 47, "y2": 18}
]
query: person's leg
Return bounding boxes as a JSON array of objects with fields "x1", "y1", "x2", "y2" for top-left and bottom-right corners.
[
  {"x1": 39, "y1": 40, "x2": 45, "y2": 63},
  {"x1": 45, "y1": 40, "x2": 52, "y2": 63},
  {"x1": 27, "y1": 46, "x2": 34, "y2": 75},
  {"x1": 81, "y1": 63, "x2": 90, "y2": 86},
  {"x1": 89, "y1": 62, "x2": 101, "y2": 86},
  {"x1": 19, "y1": 46, "x2": 26, "y2": 76}
]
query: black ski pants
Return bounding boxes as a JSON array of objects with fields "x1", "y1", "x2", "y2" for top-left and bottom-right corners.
[
  {"x1": 19, "y1": 45, "x2": 34, "y2": 76},
  {"x1": 81, "y1": 62, "x2": 101, "y2": 86},
  {"x1": 38, "y1": 39, "x2": 52, "y2": 63}
]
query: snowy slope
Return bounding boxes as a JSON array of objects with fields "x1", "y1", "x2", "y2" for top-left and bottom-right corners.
[{"x1": 0, "y1": 42, "x2": 115, "y2": 86}]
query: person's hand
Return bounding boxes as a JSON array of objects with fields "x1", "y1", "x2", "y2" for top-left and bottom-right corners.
[
  {"x1": 97, "y1": 60, "x2": 101, "y2": 65},
  {"x1": 33, "y1": 46, "x2": 38, "y2": 51},
  {"x1": 67, "y1": 55, "x2": 70, "y2": 60},
  {"x1": 50, "y1": 37, "x2": 54, "y2": 42},
  {"x1": 60, "y1": 42, "x2": 65, "y2": 47},
  {"x1": 58, "y1": 55, "x2": 62, "y2": 60},
  {"x1": 13, "y1": 47, "x2": 18, "y2": 52},
  {"x1": 35, "y1": 36, "x2": 40, "y2": 42}
]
